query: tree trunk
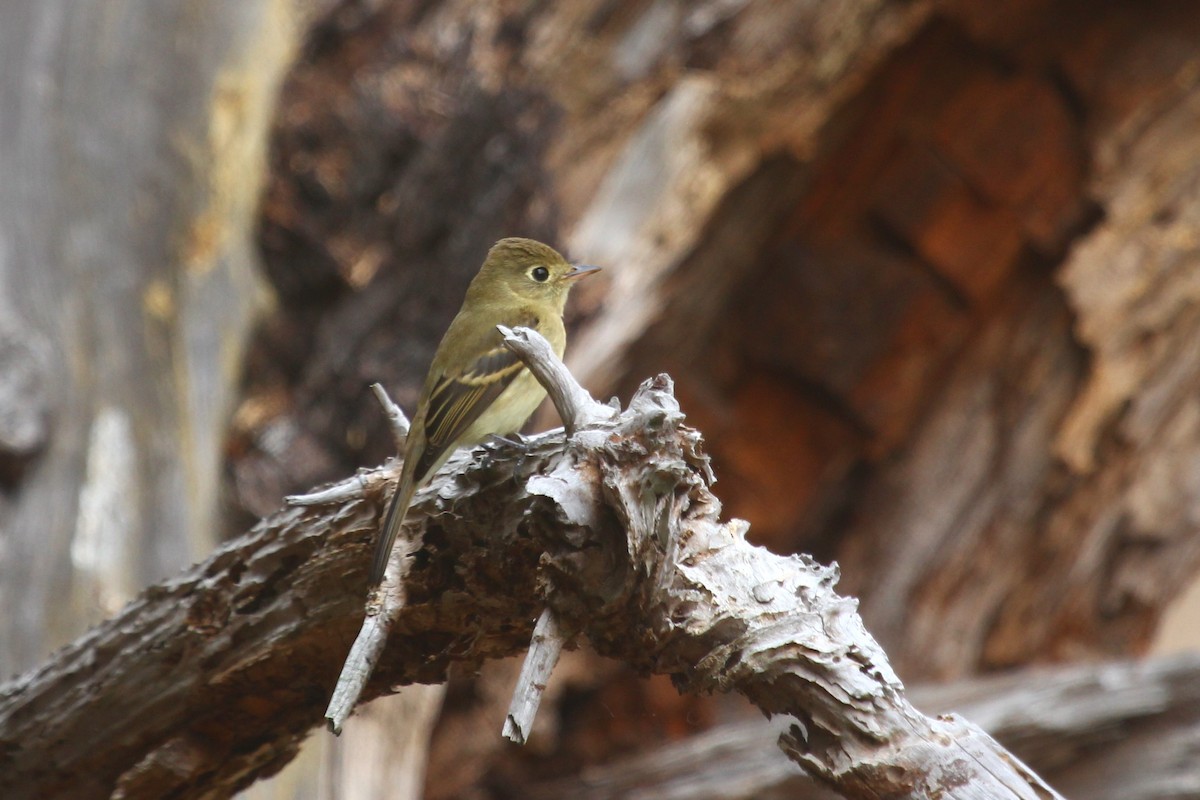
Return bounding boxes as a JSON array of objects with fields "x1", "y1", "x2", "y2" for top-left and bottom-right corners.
[
  {"x1": 4, "y1": 0, "x2": 1200, "y2": 796},
  {"x1": 0, "y1": 0, "x2": 294, "y2": 679},
  {"x1": 238, "y1": 1, "x2": 1200, "y2": 792}
]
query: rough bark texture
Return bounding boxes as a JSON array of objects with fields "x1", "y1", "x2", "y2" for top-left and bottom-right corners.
[
  {"x1": 525, "y1": 653, "x2": 1200, "y2": 800},
  {"x1": 235, "y1": 4, "x2": 1200, "y2": 790},
  {"x1": 242, "y1": 0, "x2": 1200, "y2": 674},
  {"x1": 0, "y1": 374, "x2": 1059, "y2": 799},
  {"x1": 5, "y1": 0, "x2": 1200, "y2": 796}
]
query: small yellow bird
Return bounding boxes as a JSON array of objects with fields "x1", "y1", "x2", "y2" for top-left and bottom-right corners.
[{"x1": 370, "y1": 238, "x2": 600, "y2": 585}]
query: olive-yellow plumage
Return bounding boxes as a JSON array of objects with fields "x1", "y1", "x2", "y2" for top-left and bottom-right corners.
[{"x1": 370, "y1": 237, "x2": 599, "y2": 585}]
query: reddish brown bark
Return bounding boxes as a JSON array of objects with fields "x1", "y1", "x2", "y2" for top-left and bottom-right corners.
[
  {"x1": 3, "y1": 0, "x2": 1198, "y2": 796},
  {"x1": 230, "y1": 1, "x2": 1200, "y2": 794}
]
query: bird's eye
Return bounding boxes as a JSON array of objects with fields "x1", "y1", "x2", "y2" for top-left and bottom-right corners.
[{"x1": 531, "y1": 266, "x2": 550, "y2": 282}]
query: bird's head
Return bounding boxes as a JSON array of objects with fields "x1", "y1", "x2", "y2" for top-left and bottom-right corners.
[{"x1": 470, "y1": 237, "x2": 600, "y2": 312}]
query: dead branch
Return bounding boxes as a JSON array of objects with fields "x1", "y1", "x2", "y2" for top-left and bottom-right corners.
[
  {"x1": 501, "y1": 606, "x2": 565, "y2": 745},
  {"x1": 525, "y1": 652, "x2": 1200, "y2": 800},
  {"x1": 322, "y1": 390, "x2": 413, "y2": 735},
  {"x1": 0, "y1": 329, "x2": 1062, "y2": 799}
]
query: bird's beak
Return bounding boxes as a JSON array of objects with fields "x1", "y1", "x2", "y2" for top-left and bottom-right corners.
[{"x1": 564, "y1": 264, "x2": 602, "y2": 281}]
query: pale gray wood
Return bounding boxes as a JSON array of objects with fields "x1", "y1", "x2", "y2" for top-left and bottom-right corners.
[
  {"x1": 0, "y1": 342, "x2": 1063, "y2": 798},
  {"x1": 322, "y1": 685, "x2": 446, "y2": 800},
  {"x1": 527, "y1": 654, "x2": 1200, "y2": 800},
  {"x1": 323, "y1": 385, "x2": 414, "y2": 735},
  {"x1": 0, "y1": 0, "x2": 296, "y2": 680},
  {"x1": 502, "y1": 606, "x2": 565, "y2": 745}
]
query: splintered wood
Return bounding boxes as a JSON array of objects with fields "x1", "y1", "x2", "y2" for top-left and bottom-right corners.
[{"x1": 323, "y1": 326, "x2": 1063, "y2": 799}]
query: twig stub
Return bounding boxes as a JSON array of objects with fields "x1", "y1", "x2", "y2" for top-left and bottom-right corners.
[
  {"x1": 502, "y1": 607, "x2": 567, "y2": 745},
  {"x1": 371, "y1": 382, "x2": 411, "y2": 451},
  {"x1": 497, "y1": 325, "x2": 614, "y2": 435}
]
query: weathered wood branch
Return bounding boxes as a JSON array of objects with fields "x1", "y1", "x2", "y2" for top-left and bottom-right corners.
[
  {"x1": 321, "y1": 388, "x2": 413, "y2": 735},
  {"x1": 501, "y1": 606, "x2": 565, "y2": 745},
  {"x1": 526, "y1": 652, "x2": 1200, "y2": 800},
  {"x1": 0, "y1": 332, "x2": 1061, "y2": 799}
]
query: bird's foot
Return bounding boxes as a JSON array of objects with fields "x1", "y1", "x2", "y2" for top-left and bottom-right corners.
[
  {"x1": 487, "y1": 433, "x2": 527, "y2": 449},
  {"x1": 486, "y1": 433, "x2": 531, "y2": 472}
]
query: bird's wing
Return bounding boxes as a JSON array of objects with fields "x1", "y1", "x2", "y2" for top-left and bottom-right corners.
[{"x1": 410, "y1": 314, "x2": 537, "y2": 483}]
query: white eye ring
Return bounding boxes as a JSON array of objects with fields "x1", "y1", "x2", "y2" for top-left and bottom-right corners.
[{"x1": 531, "y1": 266, "x2": 550, "y2": 282}]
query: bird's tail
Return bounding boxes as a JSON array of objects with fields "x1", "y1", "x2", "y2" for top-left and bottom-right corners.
[{"x1": 370, "y1": 474, "x2": 418, "y2": 586}]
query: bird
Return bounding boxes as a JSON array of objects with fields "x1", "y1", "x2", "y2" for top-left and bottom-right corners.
[{"x1": 369, "y1": 237, "x2": 600, "y2": 586}]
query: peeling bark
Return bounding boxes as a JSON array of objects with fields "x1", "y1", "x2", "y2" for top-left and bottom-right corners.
[
  {"x1": 6, "y1": 0, "x2": 1200, "y2": 796},
  {"x1": 0, "y1": 363, "x2": 1060, "y2": 799},
  {"x1": 525, "y1": 653, "x2": 1200, "y2": 800}
]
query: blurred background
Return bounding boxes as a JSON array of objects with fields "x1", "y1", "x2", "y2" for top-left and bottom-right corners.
[{"x1": 3, "y1": 1, "x2": 1200, "y2": 798}]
